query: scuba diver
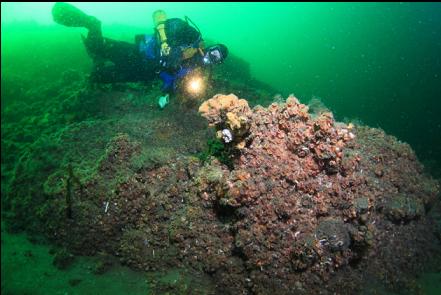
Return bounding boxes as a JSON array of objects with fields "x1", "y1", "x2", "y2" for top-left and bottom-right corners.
[{"x1": 51, "y1": 2, "x2": 228, "y2": 109}]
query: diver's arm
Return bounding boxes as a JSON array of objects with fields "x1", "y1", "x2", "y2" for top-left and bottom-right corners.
[
  {"x1": 152, "y1": 10, "x2": 170, "y2": 56},
  {"x1": 157, "y1": 23, "x2": 169, "y2": 54},
  {"x1": 156, "y1": 24, "x2": 167, "y2": 43},
  {"x1": 157, "y1": 70, "x2": 174, "y2": 109}
]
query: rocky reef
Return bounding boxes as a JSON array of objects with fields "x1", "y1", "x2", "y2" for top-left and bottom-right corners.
[
  {"x1": 2, "y1": 72, "x2": 440, "y2": 293},
  {"x1": 196, "y1": 94, "x2": 441, "y2": 293}
]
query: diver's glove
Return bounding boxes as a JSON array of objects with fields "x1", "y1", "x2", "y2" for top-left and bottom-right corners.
[
  {"x1": 160, "y1": 42, "x2": 171, "y2": 56},
  {"x1": 158, "y1": 94, "x2": 170, "y2": 109}
]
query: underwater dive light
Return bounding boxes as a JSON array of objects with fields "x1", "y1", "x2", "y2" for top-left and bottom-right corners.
[{"x1": 186, "y1": 75, "x2": 205, "y2": 95}]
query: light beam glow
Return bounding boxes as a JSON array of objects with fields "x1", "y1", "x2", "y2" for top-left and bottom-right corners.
[{"x1": 187, "y1": 77, "x2": 203, "y2": 94}]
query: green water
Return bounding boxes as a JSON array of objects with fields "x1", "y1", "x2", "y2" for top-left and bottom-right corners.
[{"x1": 2, "y1": 2, "x2": 441, "y2": 294}]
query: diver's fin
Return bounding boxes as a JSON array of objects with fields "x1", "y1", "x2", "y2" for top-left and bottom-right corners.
[{"x1": 52, "y1": 2, "x2": 97, "y2": 29}]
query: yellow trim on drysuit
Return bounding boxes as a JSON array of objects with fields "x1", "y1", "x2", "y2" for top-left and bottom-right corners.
[
  {"x1": 153, "y1": 10, "x2": 170, "y2": 55},
  {"x1": 152, "y1": 10, "x2": 204, "y2": 60}
]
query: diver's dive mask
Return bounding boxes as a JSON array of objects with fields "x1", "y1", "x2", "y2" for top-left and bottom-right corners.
[{"x1": 203, "y1": 44, "x2": 228, "y2": 65}]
